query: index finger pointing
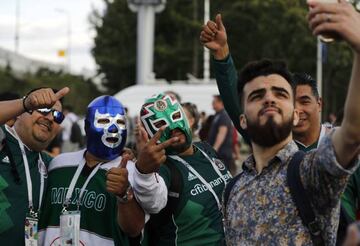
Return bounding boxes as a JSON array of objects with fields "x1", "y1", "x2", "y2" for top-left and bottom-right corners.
[
  {"x1": 119, "y1": 156, "x2": 129, "y2": 169},
  {"x1": 149, "y1": 126, "x2": 166, "y2": 144},
  {"x1": 155, "y1": 136, "x2": 179, "y2": 150},
  {"x1": 55, "y1": 87, "x2": 70, "y2": 100}
]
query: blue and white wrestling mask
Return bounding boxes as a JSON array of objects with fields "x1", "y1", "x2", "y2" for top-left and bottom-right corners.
[{"x1": 85, "y1": 96, "x2": 127, "y2": 161}]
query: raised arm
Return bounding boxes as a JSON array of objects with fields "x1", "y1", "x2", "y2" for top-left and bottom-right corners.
[
  {"x1": 200, "y1": 14, "x2": 249, "y2": 142},
  {"x1": 0, "y1": 87, "x2": 69, "y2": 125},
  {"x1": 308, "y1": 0, "x2": 360, "y2": 167}
]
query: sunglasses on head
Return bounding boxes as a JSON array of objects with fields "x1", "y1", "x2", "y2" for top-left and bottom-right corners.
[{"x1": 36, "y1": 108, "x2": 65, "y2": 124}]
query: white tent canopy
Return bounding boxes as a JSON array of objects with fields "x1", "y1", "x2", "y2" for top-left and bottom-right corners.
[{"x1": 113, "y1": 83, "x2": 220, "y2": 117}]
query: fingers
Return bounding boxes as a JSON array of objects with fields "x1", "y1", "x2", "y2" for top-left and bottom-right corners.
[
  {"x1": 155, "y1": 135, "x2": 179, "y2": 151},
  {"x1": 200, "y1": 31, "x2": 215, "y2": 43},
  {"x1": 55, "y1": 87, "x2": 70, "y2": 100},
  {"x1": 148, "y1": 126, "x2": 165, "y2": 144},
  {"x1": 204, "y1": 21, "x2": 218, "y2": 36},
  {"x1": 135, "y1": 122, "x2": 149, "y2": 152},
  {"x1": 119, "y1": 156, "x2": 129, "y2": 169},
  {"x1": 215, "y1": 14, "x2": 225, "y2": 31},
  {"x1": 26, "y1": 88, "x2": 59, "y2": 110},
  {"x1": 106, "y1": 167, "x2": 128, "y2": 195},
  {"x1": 308, "y1": 0, "x2": 347, "y2": 20}
]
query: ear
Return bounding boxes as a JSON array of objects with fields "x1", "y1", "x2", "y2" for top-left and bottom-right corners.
[
  {"x1": 239, "y1": 114, "x2": 247, "y2": 130},
  {"x1": 293, "y1": 109, "x2": 300, "y2": 126},
  {"x1": 318, "y1": 97, "x2": 323, "y2": 112}
]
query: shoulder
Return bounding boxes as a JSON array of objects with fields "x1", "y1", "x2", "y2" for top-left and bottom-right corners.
[
  {"x1": 48, "y1": 149, "x2": 86, "y2": 171},
  {"x1": 39, "y1": 152, "x2": 53, "y2": 166}
]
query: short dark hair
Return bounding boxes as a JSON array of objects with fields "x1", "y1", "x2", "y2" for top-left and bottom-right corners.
[
  {"x1": 213, "y1": 95, "x2": 222, "y2": 102},
  {"x1": 292, "y1": 72, "x2": 319, "y2": 99},
  {"x1": 237, "y1": 59, "x2": 294, "y2": 106},
  {"x1": 181, "y1": 102, "x2": 200, "y2": 131}
]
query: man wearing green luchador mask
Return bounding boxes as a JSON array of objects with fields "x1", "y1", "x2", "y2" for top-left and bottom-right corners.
[{"x1": 138, "y1": 93, "x2": 232, "y2": 246}]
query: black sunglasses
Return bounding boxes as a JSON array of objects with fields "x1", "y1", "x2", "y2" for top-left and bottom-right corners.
[{"x1": 36, "y1": 108, "x2": 65, "y2": 124}]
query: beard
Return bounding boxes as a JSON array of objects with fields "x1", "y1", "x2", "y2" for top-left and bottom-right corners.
[{"x1": 246, "y1": 114, "x2": 293, "y2": 147}]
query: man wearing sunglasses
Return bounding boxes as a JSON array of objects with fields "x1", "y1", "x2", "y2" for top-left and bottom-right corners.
[{"x1": 0, "y1": 87, "x2": 69, "y2": 245}]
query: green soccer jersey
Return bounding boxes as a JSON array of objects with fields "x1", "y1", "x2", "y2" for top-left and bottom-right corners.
[
  {"x1": 145, "y1": 142, "x2": 231, "y2": 246},
  {"x1": 0, "y1": 125, "x2": 52, "y2": 245},
  {"x1": 38, "y1": 150, "x2": 130, "y2": 246}
]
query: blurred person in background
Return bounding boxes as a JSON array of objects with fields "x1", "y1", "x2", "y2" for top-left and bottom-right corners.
[
  {"x1": 182, "y1": 102, "x2": 201, "y2": 142},
  {"x1": 208, "y1": 95, "x2": 235, "y2": 174},
  {"x1": 61, "y1": 105, "x2": 81, "y2": 153}
]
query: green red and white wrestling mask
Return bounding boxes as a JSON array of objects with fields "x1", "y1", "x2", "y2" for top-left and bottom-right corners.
[{"x1": 140, "y1": 93, "x2": 192, "y2": 154}]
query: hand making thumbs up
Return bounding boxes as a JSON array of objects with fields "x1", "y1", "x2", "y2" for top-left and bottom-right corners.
[
  {"x1": 23, "y1": 87, "x2": 70, "y2": 112},
  {"x1": 106, "y1": 156, "x2": 130, "y2": 197}
]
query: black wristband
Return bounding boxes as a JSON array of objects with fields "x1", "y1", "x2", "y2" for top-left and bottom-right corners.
[{"x1": 22, "y1": 95, "x2": 32, "y2": 113}]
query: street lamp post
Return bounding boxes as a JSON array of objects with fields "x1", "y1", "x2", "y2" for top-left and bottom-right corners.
[
  {"x1": 127, "y1": 0, "x2": 166, "y2": 85},
  {"x1": 203, "y1": 0, "x2": 210, "y2": 83},
  {"x1": 15, "y1": 0, "x2": 20, "y2": 53},
  {"x1": 55, "y1": 8, "x2": 72, "y2": 73}
]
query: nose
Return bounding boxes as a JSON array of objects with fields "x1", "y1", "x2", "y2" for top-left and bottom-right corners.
[
  {"x1": 263, "y1": 92, "x2": 276, "y2": 107},
  {"x1": 108, "y1": 124, "x2": 118, "y2": 133},
  {"x1": 43, "y1": 112, "x2": 54, "y2": 122}
]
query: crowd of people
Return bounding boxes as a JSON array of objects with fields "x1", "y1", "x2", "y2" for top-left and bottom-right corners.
[{"x1": 0, "y1": 0, "x2": 360, "y2": 245}]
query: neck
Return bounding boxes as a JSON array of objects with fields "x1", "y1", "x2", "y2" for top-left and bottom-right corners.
[
  {"x1": 293, "y1": 124, "x2": 321, "y2": 147},
  {"x1": 179, "y1": 145, "x2": 194, "y2": 156},
  {"x1": 251, "y1": 134, "x2": 293, "y2": 174},
  {"x1": 85, "y1": 151, "x2": 107, "y2": 168}
]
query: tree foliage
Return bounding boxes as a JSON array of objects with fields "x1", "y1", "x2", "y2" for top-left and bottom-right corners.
[
  {"x1": 92, "y1": 0, "x2": 354, "y2": 116},
  {"x1": 0, "y1": 67, "x2": 101, "y2": 115}
]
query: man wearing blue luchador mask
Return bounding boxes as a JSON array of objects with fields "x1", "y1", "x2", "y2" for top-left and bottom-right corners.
[
  {"x1": 38, "y1": 95, "x2": 168, "y2": 246},
  {"x1": 139, "y1": 93, "x2": 232, "y2": 246}
]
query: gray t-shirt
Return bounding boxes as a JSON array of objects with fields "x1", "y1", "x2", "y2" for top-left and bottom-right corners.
[{"x1": 208, "y1": 109, "x2": 233, "y2": 160}]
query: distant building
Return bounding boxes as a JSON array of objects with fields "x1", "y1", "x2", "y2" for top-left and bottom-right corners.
[
  {"x1": 0, "y1": 46, "x2": 65, "y2": 74},
  {"x1": 114, "y1": 81, "x2": 219, "y2": 117}
]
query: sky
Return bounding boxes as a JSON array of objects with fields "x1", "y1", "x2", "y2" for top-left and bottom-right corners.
[{"x1": 0, "y1": 0, "x2": 106, "y2": 75}]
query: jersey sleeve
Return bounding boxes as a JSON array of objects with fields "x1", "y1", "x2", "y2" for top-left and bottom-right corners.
[
  {"x1": 213, "y1": 55, "x2": 250, "y2": 143},
  {"x1": 129, "y1": 161, "x2": 168, "y2": 214}
]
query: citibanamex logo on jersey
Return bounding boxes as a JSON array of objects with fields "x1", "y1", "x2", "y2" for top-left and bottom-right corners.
[{"x1": 213, "y1": 158, "x2": 225, "y2": 171}]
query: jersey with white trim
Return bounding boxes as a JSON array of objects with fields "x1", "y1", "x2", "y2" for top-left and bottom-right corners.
[
  {"x1": 145, "y1": 142, "x2": 231, "y2": 246},
  {"x1": 0, "y1": 125, "x2": 52, "y2": 245},
  {"x1": 38, "y1": 150, "x2": 135, "y2": 246}
]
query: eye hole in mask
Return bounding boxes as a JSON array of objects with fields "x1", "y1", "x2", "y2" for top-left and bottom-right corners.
[
  {"x1": 154, "y1": 119, "x2": 167, "y2": 129},
  {"x1": 117, "y1": 119, "x2": 125, "y2": 128},
  {"x1": 172, "y1": 111, "x2": 181, "y2": 120},
  {"x1": 98, "y1": 118, "x2": 110, "y2": 124}
]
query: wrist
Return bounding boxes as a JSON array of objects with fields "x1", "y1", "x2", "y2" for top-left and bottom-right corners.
[
  {"x1": 135, "y1": 160, "x2": 150, "y2": 174},
  {"x1": 22, "y1": 95, "x2": 32, "y2": 114},
  {"x1": 213, "y1": 44, "x2": 230, "y2": 60},
  {"x1": 116, "y1": 184, "x2": 133, "y2": 204}
]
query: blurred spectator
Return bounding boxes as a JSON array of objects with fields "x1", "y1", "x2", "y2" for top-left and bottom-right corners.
[
  {"x1": 124, "y1": 107, "x2": 136, "y2": 149},
  {"x1": 199, "y1": 114, "x2": 214, "y2": 142},
  {"x1": 334, "y1": 108, "x2": 344, "y2": 127},
  {"x1": 44, "y1": 132, "x2": 63, "y2": 157},
  {"x1": 61, "y1": 105, "x2": 81, "y2": 152},
  {"x1": 327, "y1": 112, "x2": 337, "y2": 125},
  {"x1": 208, "y1": 95, "x2": 235, "y2": 174},
  {"x1": 164, "y1": 90, "x2": 181, "y2": 102},
  {"x1": 0, "y1": 92, "x2": 20, "y2": 127},
  {"x1": 182, "y1": 102, "x2": 200, "y2": 142}
]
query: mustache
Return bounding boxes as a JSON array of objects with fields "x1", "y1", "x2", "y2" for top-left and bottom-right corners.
[
  {"x1": 258, "y1": 105, "x2": 282, "y2": 116},
  {"x1": 37, "y1": 118, "x2": 52, "y2": 131}
]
